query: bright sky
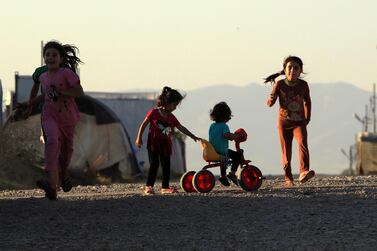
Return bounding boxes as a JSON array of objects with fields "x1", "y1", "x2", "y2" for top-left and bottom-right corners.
[{"x1": 1, "y1": 0, "x2": 377, "y2": 93}]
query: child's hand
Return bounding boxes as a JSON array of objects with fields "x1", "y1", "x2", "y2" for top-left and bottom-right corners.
[
  {"x1": 192, "y1": 136, "x2": 201, "y2": 142},
  {"x1": 135, "y1": 138, "x2": 143, "y2": 148}
]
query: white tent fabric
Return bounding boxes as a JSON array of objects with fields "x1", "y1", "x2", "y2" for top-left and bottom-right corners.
[
  {"x1": 70, "y1": 113, "x2": 138, "y2": 178},
  {"x1": 4, "y1": 95, "x2": 141, "y2": 180},
  {"x1": 87, "y1": 92, "x2": 187, "y2": 176},
  {"x1": 4, "y1": 93, "x2": 187, "y2": 180}
]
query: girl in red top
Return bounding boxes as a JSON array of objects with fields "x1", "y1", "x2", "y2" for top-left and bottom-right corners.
[
  {"x1": 265, "y1": 56, "x2": 315, "y2": 187},
  {"x1": 135, "y1": 86, "x2": 199, "y2": 195}
]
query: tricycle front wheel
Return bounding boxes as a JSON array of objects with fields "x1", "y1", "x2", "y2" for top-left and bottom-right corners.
[{"x1": 237, "y1": 165, "x2": 263, "y2": 191}]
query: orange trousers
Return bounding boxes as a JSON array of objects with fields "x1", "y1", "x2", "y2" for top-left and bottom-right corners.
[{"x1": 278, "y1": 124, "x2": 309, "y2": 181}]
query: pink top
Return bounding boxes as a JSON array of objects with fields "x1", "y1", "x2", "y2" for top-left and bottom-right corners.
[
  {"x1": 146, "y1": 108, "x2": 180, "y2": 155},
  {"x1": 40, "y1": 67, "x2": 81, "y2": 126}
]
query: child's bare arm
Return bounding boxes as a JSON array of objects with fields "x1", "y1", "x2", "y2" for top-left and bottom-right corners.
[
  {"x1": 224, "y1": 132, "x2": 242, "y2": 141},
  {"x1": 59, "y1": 84, "x2": 84, "y2": 97},
  {"x1": 27, "y1": 94, "x2": 44, "y2": 107},
  {"x1": 135, "y1": 117, "x2": 150, "y2": 148},
  {"x1": 267, "y1": 83, "x2": 279, "y2": 107},
  {"x1": 176, "y1": 124, "x2": 199, "y2": 141}
]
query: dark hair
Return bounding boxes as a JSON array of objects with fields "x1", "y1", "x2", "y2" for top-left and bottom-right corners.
[
  {"x1": 264, "y1": 55, "x2": 303, "y2": 84},
  {"x1": 43, "y1": 40, "x2": 83, "y2": 73},
  {"x1": 156, "y1": 86, "x2": 185, "y2": 107},
  {"x1": 210, "y1": 101, "x2": 232, "y2": 122}
]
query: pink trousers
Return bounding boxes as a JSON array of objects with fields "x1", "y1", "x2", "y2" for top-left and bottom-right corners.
[{"x1": 42, "y1": 120, "x2": 75, "y2": 172}]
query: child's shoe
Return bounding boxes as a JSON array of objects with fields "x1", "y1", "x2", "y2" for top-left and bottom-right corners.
[
  {"x1": 36, "y1": 180, "x2": 57, "y2": 200},
  {"x1": 144, "y1": 186, "x2": 155, "y2": 195},
  {"x1": 299, "y1": 170, "x2": 315, "y2": 184},
  {"x1": 226, "y1": 172, "x2": 238, "y2": 185},
  {"x1": 218, "y1": 176, "x2": 230, "y2": 186},
  {"x1": 61, "y1": 176, "x2": 73, "y2": 193},
  {"x1": 161, "y1": 186, "x2": 178, "y2": 194}
]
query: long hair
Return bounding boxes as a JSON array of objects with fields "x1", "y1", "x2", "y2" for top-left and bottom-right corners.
[
  {"x1": 43, "y1": 40, "x2": 83, "y2": 73},
  {"x1": 210, "y1": 101, "x2": 232, "y2": 123},
  {"x1": 156, "y1": 86, "x2": 185, "y2": 107},
  {"x1": 264, "y1": 56, "x2": 303, "y2": 84}
]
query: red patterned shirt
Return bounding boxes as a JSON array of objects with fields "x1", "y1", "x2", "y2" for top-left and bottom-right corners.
[
  {"x1": 146, "y1": 108, "x2": 180, "y2": 155},
  {"x1": 267, "y1": 79, "x2": 311, "y2": 127}
]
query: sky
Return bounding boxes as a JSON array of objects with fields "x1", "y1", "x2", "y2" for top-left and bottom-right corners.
[{"x1": 1, "y1": 0, "x2": 377, "y2": 93}]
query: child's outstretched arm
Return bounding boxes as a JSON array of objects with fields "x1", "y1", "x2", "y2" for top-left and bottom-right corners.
[
  {"x1": 224, "y1": 132, "x2": 242, "y2": 141},
  {"x1": 135, "y1": 117, "x2": 150, "y2": 148},
  {"x1": 176, "y1": 124, "x2": 199, "y2": 142}
]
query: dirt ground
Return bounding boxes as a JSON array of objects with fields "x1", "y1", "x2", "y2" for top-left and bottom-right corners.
[{"x1": 0, "y1": 175, "x2": 376, "y2": 251}]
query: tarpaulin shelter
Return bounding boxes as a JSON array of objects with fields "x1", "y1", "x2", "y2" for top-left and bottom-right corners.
[
  {"x1": 356, "y1": 132, "x2": 377, "y2": 175},
  {"x1": 4, "y1": 93, "x2": 186, "y2": 181},
  {"x1": 86, "y1": 92, "x2": 187, "y2": 177},
  {"x1": 4, "y1": 95, "x2": 140, "y2": 180}
]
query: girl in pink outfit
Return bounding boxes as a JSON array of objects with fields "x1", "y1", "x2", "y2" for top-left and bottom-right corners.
[
  {"x1": 135, "y1": 87, "x2": 199, "y2": 195},
  {"x1": 265, "y1": 56, "x2": 315, "y2": 187},
  {"x1": 27, "y1": 41, "x2": 84, "y2": 199}
]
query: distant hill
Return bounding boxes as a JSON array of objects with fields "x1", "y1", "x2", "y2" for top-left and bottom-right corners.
[{"x1": 174, "y1": 82, "x2": 370, "y2": 175}]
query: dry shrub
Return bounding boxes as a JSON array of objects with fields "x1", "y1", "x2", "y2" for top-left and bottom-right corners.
[{"x1": 0, "y1": 117, "x2": 45, "y2": 190}]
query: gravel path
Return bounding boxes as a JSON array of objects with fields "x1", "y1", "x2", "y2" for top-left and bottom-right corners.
[{"x1": 0, "y1": 175, "x2": 376, "y2": 251}]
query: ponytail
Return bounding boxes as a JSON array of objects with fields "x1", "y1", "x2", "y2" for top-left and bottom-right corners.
[
  {"x1": 162, "y1": 86, "x2": 172, "y2": 95},
  {"x1": 63, "y1": 44, "x2": 82, "y2": 73},
  {"x1": 157, "y1": 86, "x2": 184, "y2": 107},
  {"x1": 264, "y1": 55, "x2": 304, "y2": 84},
  {"x1": 264, "y1": 70, "x2": 285, "y2": 84}
]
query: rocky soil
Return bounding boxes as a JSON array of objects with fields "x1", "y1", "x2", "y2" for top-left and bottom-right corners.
[{"x1": 0, "y1": 175, "x2": 376, "y2": 250}]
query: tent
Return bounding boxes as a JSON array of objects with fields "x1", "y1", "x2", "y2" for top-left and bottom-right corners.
[
  {"x1": 4, "y1": 93, "x2": 186, "y2": 181},
  {"x1": 86, "y1": 92, "x2": 187, "y2": 177},
  {"x1": 356, "y1": 132, "x2": 377, "y2": 175},
  {"x1": 4, "y1": 95, "x2": 140, "y2": 181}
]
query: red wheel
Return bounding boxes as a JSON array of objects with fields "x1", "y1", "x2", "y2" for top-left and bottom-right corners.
[
  {"x1": 192, "y1": 170, "x2": 215, "y2": 193},
  {"x1": 180, "y1": 171, "x2": 197, "y2": 193},
  {"x1": 238, "y1": 165, "x2": 263, "y2": 191}
]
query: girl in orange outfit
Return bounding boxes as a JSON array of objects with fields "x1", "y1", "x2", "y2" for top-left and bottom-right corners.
[{"x1": 265, "y1": 56, "x2": 315, "y2": 187}]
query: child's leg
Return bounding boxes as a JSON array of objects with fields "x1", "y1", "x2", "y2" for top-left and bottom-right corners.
[
  {"x1": 228, "y1": 149, "x2": 241, "y2": 173},
  {"x1": 160, "y1": 154, "x2": 171, "y2": 189},
  {"x1": 146, "y1": 150, "x2": 160, "y2": 187},
  {"x1": 59, "y1": 125, "x2": 76, "y2": 191},
  {"x1": 293, "y1": 125, "x2": 309, "y2": 173},
  {"x1": 48, "y1": 170, "x2": 59, "y2": 191},
  {"x1": 59, "y1": 126, "x2": 75, "y2": 177},
  {"x1": 219, "y1": 154, "x2": 228, "y2": 177},
  {"x1": 278, "y1": 126, "x2": 294, "y2": 181},
  {"x1": 42, "y1": 120, "x2": 61, "y2": 190}
]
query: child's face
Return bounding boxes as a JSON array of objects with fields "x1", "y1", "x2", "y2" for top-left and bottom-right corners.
[
  {"x1": 284, "y1": 61, "x2": 302, "y2": 82},
  {"x1": 44, "y1": 48, "x2": 63, "y2": 71},
  {"x1": 165, "y1": 102, "x2": 178, "y2": 113}
]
